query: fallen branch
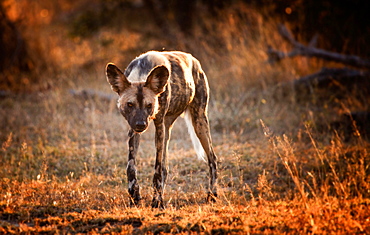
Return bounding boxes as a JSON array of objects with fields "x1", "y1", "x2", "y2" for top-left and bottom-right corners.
[
  {"x1": 293, "y1": 67, "x2": 370, "y2": 89},
  {"x1": 268, "y1": 25, "x2": 370, "y2": 69}
]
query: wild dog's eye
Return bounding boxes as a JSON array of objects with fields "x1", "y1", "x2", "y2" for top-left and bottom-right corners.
[
  {"x1": 127, "y1": 102, "x2": 134, "y2": 108},
  {"x1": 146, "y1": 103, "x2": 152, "y2": 109}
]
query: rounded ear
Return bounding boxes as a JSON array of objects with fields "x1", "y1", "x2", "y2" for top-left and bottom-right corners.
[
  {"x1": 145, "y1": 65, "x2": 169, "y2": 95},
  {"x1": 106, "y1": 63, "x2": 131, "y2": 95}
]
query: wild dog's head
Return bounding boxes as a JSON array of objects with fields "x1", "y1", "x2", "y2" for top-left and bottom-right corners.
[{"x1": 106, "y1": 63, "x2": 169, "y2": 133}]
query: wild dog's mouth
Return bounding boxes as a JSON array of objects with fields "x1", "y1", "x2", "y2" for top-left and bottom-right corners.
[
  {"x1": 134, "y1": 127, "x2": 147, "y2": 133},
  {"x1": 133, "y1": 122, "x2": 148, "y2": 133}
]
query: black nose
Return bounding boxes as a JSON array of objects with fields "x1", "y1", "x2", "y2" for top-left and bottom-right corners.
[{"x1": 135, "y1": 121, "x2": 147, "y2": 131}]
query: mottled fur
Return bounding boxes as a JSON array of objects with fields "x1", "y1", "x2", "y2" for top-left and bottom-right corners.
[{"x1": 106, "y1": 51, "x2": 218, "y2": 208}]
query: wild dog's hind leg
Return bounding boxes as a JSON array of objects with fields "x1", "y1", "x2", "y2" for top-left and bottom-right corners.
[
  {"x1": 127, "y1": 130, "x2": 141, "y2": 205},
  {"x1": 187, "y1": 69, "x2": 218, "y2": 201},
  {"x1": 188, "y1": 106, "x2": 218, "y2": 202}
]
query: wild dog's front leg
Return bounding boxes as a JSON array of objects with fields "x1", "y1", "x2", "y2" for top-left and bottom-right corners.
[
  {"x1": 152, "y1": 122, "x2": 167, "y2": 209},
  {"x1": 127, "y1": 130, "x2": 141, "y2": 205}
]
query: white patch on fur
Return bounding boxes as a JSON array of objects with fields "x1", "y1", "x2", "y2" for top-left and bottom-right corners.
[
  {"x1": 127, "y1": 67, "x2": 146, "y2": 82},
  {"x1": 184, "y1": 109, "x2": 206, "y2": 161}
]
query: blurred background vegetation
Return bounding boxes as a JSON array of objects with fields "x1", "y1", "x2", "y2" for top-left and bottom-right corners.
[{"x1": 1, "y1": 0, "x2": 369, "y2": 91}]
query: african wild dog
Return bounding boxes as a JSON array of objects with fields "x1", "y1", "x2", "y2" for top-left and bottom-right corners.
[{"x1": 105, "y1": 51, "x2": 218, "y2": 208}]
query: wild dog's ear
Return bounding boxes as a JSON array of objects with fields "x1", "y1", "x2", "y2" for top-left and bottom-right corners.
[
  {"x1": 145, "y1": 65, "x2": 169, "y2": 95},
  {"x1": 106, "y1": 63, "x2": 131, "y2": 95}
]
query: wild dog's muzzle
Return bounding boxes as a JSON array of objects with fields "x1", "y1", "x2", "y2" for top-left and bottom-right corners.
[{"x1": 134, "y1": 120, "x2": 148, "y2": 133}]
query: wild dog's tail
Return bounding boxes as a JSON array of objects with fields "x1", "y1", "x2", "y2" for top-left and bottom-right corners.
[{"x1": 184, "y1": 109, "x2": 206, "y2": 161}]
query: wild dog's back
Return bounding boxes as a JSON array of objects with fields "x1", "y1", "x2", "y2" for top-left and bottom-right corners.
[
  {"x1": 124, "y1": 51, "x2": 198, "y2": 84},
  {"x1": 124, "y1": 51, "x2": 171, "y2": 83}
]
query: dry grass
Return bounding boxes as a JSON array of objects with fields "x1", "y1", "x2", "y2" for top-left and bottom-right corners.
[{"x1": 0, "y1": 0, "x2": 369, "y2": 233}]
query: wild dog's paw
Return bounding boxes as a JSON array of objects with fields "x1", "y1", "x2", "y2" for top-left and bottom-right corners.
[
  {"x1": 128, "y1": 183, "x2": 141, "y2": 206},
  {"x1": 128, "y1": 195, "x2": 141, "y2": 207},
  {"x1": 151, "y1": 198, "x2": 165, "y2": 209}
]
